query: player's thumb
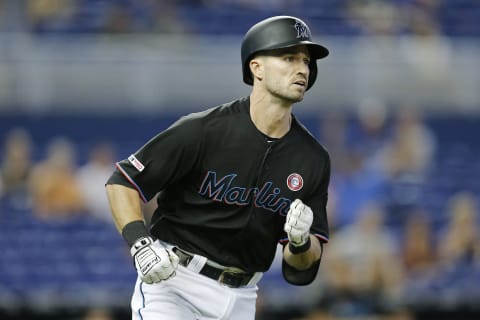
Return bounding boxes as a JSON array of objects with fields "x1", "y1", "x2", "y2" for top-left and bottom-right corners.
[{"x1": 167, "y1": 250, "x2": 179, "y2": 268}]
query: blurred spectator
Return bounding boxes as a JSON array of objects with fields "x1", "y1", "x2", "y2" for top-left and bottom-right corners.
[
  {"x1": 322, "y1": 110, "x2": 387, "y2": 229},
  {"x1": 305, "y1": 309, "x2": 412, "y2": 320},
  {"x1": 379, "y1": 107, "x2": 436, "y2": 179},
  {"x1": 345, "y1": 0, "x2": 402, "y2": 36},
  {"x1": 401, "y1": 192, "x2": 480, "y2": 310},
  {"x1": 352, "y1": 97, "x2": 390, "y2": 159},
  {"x1": 401, "y1": 209, "x2": 438, "y2": 277},
  {"x1": 0, "y1": 127, "x2": 33, "y2": 203},
  {"x1": 438, "y1": 191, "x2": 480, "y2": 267},
  {"x1": 0, "y1": 0, "x2": 476, "y2": 36},
  {"x1": 316, "y1": 112, "x2": 348, "y2": 229},
  {"x1": 323, "y1": 100, "x2": 391, "y2": 230},
  {"x1": 26, "y1": 0, "x2": 74, "y2": 33},
  {"x1": 398, "y1": 0, "x2": 454, "y2": 90},
  {"x1": 375, "y1": 106, "x2": 437, "y2": 227},
  {"x1": 28, "y1": 137, "x2": 85, "y2": 218},
  {"x1": 320, "y1": 202, "x2": 405, "y2": 317},
  {"x1": 403, "y1": 0, "x2": 441, "y2": 36},
  {"x1": 83, "y1": 308, "x2": 114, "y2": 320},
  {"x1": 103, "y1": 3, "x2": 134, "y2": 33},
  {"x1": 329, "y1": 158, "x2": 386, "y2": 230},
  {"x1": 147, "y1": 0, "x2": 189, "y2": 33},
  {"x1": 77, "y1": 141, "x2": 116, "y2": 223},
  {"x1": 202, "y1": 0, "x2": 294, "y2": 11},
  {"x1": 318, "y1": 111, "x2": 350, "y2": 177}
]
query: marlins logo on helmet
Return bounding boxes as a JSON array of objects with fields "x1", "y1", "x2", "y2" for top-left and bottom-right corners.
[{"x1": 294, "y1": 20, "x2": 310, "y2": 39}]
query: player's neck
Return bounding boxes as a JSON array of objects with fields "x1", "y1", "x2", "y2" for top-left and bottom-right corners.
[{"x1": 249, "y1": 92, "x2": 292, "y2": 139}]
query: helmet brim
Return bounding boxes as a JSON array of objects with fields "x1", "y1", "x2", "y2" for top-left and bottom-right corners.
[{"x1": 304, "y1": 42, "x2": 330, "y2": 60}]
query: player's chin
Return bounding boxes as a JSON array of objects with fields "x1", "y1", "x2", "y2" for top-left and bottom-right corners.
[
  {"x1": 287, "y1": 92, "x2": 305, "y2": 103},
  {"x1": 290, "y1": 87, "x2": 306, "y2": 101},
  {"x1": 277, "y1": 89, "x2": 304, "y2": 104}
]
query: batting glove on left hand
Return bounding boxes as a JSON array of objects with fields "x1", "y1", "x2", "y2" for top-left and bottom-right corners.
[
  {"x1": 130, "y1": 237, "x2": 179, "y2": 284},
  {"x1": 284, "y1": 199, "x2": 313, "y2": 247}
]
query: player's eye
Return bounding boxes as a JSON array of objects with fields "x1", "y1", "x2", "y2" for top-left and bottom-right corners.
[
  {"x1": 304, "y1": 58, "x2": 311, "y2": 65},
  {"x1": 284, "y1": 56, "x2": 295, "y2": 62}
]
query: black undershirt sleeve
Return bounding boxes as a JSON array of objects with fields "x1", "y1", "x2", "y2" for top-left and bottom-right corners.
[{"x1": 282, "y1": 241, "x2": 323, "y2": 285}]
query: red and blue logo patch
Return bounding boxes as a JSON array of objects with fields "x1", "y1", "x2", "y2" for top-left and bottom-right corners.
[{"x1": 286, "y1": 173, "x2": 303, "y2": 191}]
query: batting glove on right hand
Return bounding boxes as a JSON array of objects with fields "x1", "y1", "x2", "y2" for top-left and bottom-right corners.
[
  {"x1": 284, "y1": 199, "x2": 313, "y2": 247},
  {"x1": 130, "y1": 237, "x2": 179, "y2": 284}
]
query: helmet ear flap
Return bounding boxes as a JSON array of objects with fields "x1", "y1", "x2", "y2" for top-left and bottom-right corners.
[
  {"x1": 243, "y1": 54, "x2": 255, "y2": 86},
  {"x1": 307, "y1": 61, "x2": 318, "y2": 90}
]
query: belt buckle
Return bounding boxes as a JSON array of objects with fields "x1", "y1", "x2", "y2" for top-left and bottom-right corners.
[
  {"x1": 174, "y1": 247, "x2": 192, "y2": 266},
  {"x1": 218, "y1": 270, "x2": 227, "y2": 284},
  {"x1": 218, "y1": 270, "x2": 237, "y2": 287},
  {"x1": 218, "y1": 269, "x2": 247, "y2": 288}
]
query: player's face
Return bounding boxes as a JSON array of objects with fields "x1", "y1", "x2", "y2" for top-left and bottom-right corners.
[{"x1": 260, "y1": 46, "x2": 311, "y2": 103}]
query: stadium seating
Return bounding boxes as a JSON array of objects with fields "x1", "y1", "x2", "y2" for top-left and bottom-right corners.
[
  {"x1": 20, "y1": 0, "x2": 480, "y2": 37},
  {"x1": 1, "y1": 113, "x2": 479, "y2": 312}
]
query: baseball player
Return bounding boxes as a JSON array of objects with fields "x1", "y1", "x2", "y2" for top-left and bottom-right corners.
[{"x1": 106, "y1": 15, "x2": 330, "y2": 320}]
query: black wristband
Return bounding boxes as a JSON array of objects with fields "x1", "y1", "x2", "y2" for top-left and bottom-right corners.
[
  {"x1": 288, "y1": 237, "x2": 311, "y2": 254},
  {"x1": 122, "y1": 220, "x2": 150, "y2": 247}
]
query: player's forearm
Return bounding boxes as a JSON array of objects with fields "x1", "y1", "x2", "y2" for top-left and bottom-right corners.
[
  {"x1": 106, "y1": 184, "x2": 145, "y2": 234},
  {"x1": 283, "y1": 235, "x2": 322, "y2": 270}
]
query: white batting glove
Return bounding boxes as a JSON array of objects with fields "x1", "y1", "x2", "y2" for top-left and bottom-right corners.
[
  {"x1": 284, "y1": 199, "x2": 313, "y2": 247},
  {"x1": 130, "y1": 237, "x2": 179, "y2": 284}
]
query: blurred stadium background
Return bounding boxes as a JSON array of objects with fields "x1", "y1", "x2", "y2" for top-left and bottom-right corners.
[{"x1": 1, "y1": 0, "x2": 480, "y2": 319}]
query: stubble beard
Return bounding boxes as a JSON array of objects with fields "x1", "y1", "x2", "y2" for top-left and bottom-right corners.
[{"x1": 269, "y1": 86, "x2": 305, "y2": 105}]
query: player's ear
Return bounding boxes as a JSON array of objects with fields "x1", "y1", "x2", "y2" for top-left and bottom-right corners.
[{"x1": 249, "y1": 57, "x2": 264, "y2": 82}]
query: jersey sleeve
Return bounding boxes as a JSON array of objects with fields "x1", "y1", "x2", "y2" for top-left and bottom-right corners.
[
  {"x1": 108, "y1": 115, "x2": 203, "y2": 202},
  {"x1": 280, "y1": 153, "x2": 330, "y2": 286},
  {"x1": 307, "y1": 152, "x2": 330, "y2": 243},
  {"x1": 279, "y1": 150, "x2": 330, "y2": 245}
]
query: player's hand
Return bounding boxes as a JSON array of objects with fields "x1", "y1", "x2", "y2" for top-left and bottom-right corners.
[
  {"x1": 284, "y1": 199, "x2": 313, "y2": 247},
  {"x1": 130, "y1": 237, "x2": 179, "y2": 284}
]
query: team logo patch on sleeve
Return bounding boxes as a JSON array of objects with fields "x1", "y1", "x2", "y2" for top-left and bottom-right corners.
[
  {"x1": 128, "y1": 154, "x2": 145, "y2": 172},
  {"x1": 287, "y1": 173, "x2": 303, "y2": 191}
]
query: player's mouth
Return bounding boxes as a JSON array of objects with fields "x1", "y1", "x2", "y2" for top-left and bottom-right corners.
[{"x1": 293, "y1": 80, "x2": 307, "y2": 88}]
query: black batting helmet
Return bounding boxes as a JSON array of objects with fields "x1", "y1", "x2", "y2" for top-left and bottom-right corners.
[{"x1": 241, "y1": 16, "x2": 329, "y2": 90}]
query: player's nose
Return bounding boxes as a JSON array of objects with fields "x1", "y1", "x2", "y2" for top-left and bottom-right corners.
[
  {"x1": 296, "y1": 65, "x2": 309, "y2": 82},
  {"x1": 296, "y1": 60, "x2": 309, "y2": 77}
]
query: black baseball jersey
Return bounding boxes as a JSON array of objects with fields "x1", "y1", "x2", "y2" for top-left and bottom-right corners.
[{"x1": 108, "y1": 96, "x2": 330, "y2": 273}]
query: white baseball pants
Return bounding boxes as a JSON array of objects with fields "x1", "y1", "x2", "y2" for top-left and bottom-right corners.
[{"x1": 130, "y1": 246, "x2": 261, "y2": 320}]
